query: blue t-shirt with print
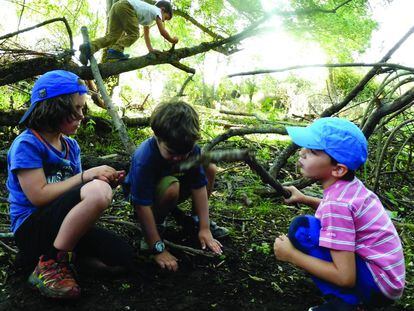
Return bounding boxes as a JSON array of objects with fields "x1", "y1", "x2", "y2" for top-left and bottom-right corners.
[
  {"x1": 124, "y1": 137, "x2": 208, "y2": 206},
  {"x1": 7, "y1": 129, "x2": 82, "y2": 233}
]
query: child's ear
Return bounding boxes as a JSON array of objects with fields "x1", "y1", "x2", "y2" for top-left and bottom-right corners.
[{"x1": 332, "y1": 164, "x2": 348, "y2": 178}]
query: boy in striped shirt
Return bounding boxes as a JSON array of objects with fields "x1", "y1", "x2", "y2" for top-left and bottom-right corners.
[{"x1": 273, "y1": 117, "x2": 405, "y2": 310}]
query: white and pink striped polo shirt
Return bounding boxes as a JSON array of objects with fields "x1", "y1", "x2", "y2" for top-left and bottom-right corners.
[{"x1": 315, "y1": 178, "x2": 405, "y2": 300}]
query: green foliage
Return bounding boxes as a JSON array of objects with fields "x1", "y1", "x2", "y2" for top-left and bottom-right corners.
[
  {"x1": 329, "y1": 68, "x2": 378, "y2": 100},
  {"x1": 282, "y1": 0, "x2": 377, "y2": 61},
  {"x1": 251, "y1": 242, "x2": 272, "y2": 255}
]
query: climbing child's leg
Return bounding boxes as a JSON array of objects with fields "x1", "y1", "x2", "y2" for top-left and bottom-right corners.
[
  {"x1": 109, "y1": 0, "x2": 139, "y2": 54},
  {"x1": 89, "y1": 1, "x2": 125, "y2": 54}
]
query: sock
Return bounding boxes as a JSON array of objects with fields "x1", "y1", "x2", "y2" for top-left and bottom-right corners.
[{"x1": 43, "y1": 246, "x2": 60, "y2": 261}]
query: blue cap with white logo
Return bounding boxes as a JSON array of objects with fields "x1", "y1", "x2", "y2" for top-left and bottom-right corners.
[
  {"x1": 286, "y1": 117, "x2": 368, "y2": 170},
  {"x1": 20, "y1": 70, "x2": 88, "y2": 124}
]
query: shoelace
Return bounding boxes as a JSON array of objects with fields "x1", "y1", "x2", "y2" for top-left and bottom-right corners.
[{"x1": 41, "y1": 260, "x2": 75, "y2": 283}]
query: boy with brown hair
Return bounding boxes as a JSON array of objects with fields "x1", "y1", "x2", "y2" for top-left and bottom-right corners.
[{"x1": 124, "y1": 101, "x2": 228, "y2": 271}]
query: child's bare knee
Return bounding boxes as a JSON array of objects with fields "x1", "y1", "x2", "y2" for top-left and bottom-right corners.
[
  {"x1": 207, "y1": 163, "x2": 217, "y2": 175},
  {"x1": 163, "y1": 182, "x2": 179, "y2": 201},
  {"x1": 82, "y1": 180, "x2": 113, "y2": 210}
]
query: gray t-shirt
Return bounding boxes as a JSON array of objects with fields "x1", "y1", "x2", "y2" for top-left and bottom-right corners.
[{"x1": 127, "y1": 0, "x2": 162, "y2": 26}]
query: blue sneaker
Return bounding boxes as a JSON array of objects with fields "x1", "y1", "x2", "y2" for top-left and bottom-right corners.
[
  {"x1": 308, "y1": 297, "x2": 358, "y2": 311},
  {"x1": 107, "y1": 49, "x2": 130, "y2": 61}
]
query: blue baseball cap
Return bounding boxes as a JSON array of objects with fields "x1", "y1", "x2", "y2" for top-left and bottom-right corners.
[
  {"x1": 20, "y1": 70, "x2": 88, "y2": 124},
  {"x1": 286, "y1": 117, "x2": 368, "y2": 170}
]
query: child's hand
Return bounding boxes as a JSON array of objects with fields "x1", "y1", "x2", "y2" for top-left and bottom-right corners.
[
  {"x1": 274, "y1": 234, "x2": 295, "y2": 263},
  {"x1": 198, "y1": 228, "x2": 223, "y2": 254},
  {"x1": 154, "y1": 250, "x2": 178, "y2": 272},
  {"x1": 171, "y1": 37, "x2": 179, "y2": 44},
  {"x1": 106, "y1": 170, "x2": 126, "y2": 188},
  {"x1": 283, "y1": 186, "x2": 306, "y2": 205},
  {"x1": 83, "y1": 165, "x2": 118, "y2": 184}
]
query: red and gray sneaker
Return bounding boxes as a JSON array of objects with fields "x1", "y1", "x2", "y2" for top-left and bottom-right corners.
[{"x1": 28, "y1": 251, "x2": 80, "y2": 299}]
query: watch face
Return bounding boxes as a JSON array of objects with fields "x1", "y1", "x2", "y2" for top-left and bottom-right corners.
[{"x1": 154, "y1": 241, "x2": 165, "y2": 253}]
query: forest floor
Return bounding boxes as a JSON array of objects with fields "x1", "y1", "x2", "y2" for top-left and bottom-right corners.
[{"x1": 0, "y1": 108, "x2": 413, "y2": 311}]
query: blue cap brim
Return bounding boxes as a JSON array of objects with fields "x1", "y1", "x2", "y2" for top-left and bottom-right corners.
[
  {"x1": 286, "y1": 126, "x2": 324, "y2": 150},
  {"x1": 19, "y1": 103, "x2": 37, "y2": 124}
]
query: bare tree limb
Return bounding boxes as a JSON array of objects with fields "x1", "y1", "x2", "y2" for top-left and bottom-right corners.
[
  {"x1": 100, "y1": 218, "x2": 217, "y2": 257},
  {"x1": 271, "y1": 0, "x2": 353, "y2": 16},
  {"x1": 362, "y1": 87, "x2": 414, "y2": 138},
  {"x1": 203, "y1": 127, "x2": 287, "y2": 152},
  {"x1": 0, "y1": 17, "x2": 74, "y2": 51},
  {"x1": 81, "y1": 26, "x2": 136, "y2": 155},
  {"x1": 17, "y1": 0, "x2": 26, "y2": 33},
  {"x1": 228, "y1": 63, "x2": 414, "y2": 78},
  {"x1": 372, "y1": 118, "x2": 414, "y2": 192},
  {"x1": 169, "y1": 61, "x2": 195, "y2": 74},
  {"x1": 177, "y1": 74, "x2": 194, "y2": 97}
]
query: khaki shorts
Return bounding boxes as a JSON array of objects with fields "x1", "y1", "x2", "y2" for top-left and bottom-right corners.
[{"x1": 155, "y1": 176, "x2": 192, "y2": 203}]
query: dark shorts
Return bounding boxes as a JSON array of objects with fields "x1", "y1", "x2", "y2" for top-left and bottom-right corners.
[{"x1": 14, "y1": 185, "x2": 135, "y2": 271}]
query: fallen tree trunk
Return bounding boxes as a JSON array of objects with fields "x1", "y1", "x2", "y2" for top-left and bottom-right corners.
[{"x1": 0, "y1": 109, "x2": 150, "y2": 130}]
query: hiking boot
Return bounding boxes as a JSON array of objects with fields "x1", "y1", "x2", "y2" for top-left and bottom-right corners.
[
  {"x1": 308, "y1": 296, "x2": 358, "y2": 311},
  {"x1": 79, "y1": 43, "x2": 92, "y2": 66},
  {"x1": 28, "y1": 251, "x2": 80, "y2": 299},
  {"x1": 107, "y1": 49, "x2": 130, "y2": 61}
]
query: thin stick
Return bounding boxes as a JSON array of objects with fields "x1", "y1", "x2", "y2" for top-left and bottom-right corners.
[
  {"x1": 100, "y1": 219, "x2": 217, "y2": 258},
  {"x1": 0, "y1": 240, "x2": 17, "y2": 254},
  {"x1": 80, "y1": 26, "x2": 136, "y2": 155}
]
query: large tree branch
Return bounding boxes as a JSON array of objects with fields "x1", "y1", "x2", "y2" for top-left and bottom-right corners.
[
  {"x1": 0, "y1": 20, "x2": 261, "y2": 86},
  {"x1": 228, "y1": 63, "x2": 414, "y2": 78}
]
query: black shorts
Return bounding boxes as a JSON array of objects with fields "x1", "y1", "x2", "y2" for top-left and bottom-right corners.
[{"x1": 14, "y1": 185, "x2": 135, "y2": 271}]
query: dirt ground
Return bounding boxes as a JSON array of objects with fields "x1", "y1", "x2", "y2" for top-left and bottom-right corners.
[{"x1": 0, "y1": 173, "x2": 407, "y2": 311}]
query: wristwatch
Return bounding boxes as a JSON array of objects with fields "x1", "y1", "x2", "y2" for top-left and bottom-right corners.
[{"x1": 152, "y1": 240, "x2": 165, "y2": 255}]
